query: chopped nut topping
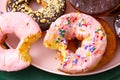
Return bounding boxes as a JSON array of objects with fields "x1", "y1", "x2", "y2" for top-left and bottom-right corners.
[{"x1": 7, "y1": 0, "x2": 66, "y2": 30}]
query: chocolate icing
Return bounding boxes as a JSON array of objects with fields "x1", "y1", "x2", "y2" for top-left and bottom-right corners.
[{"x1": 70, "y1": 0, "x2": 120, "y2": 15}]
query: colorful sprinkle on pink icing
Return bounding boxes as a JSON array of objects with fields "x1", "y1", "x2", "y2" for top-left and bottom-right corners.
[
  {"x1": 0, "y1": 11, "x2": 4, "y2": 14},
  {"x1": 44, "y1": 13, "x2": 107, "y2": 73}
]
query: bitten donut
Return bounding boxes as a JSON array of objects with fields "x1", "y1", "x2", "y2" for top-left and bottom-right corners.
[
  {"x1": 70, "y1": 0, "x2": 120, "y2": 15},
  {"x1": 0, "y1": 12, "x2": 41, "y2": 71},
  {"x1": 115, "y1": 14, "x2": 120, "y2": 38},
  {"x1": 44, "y1": 13, "x2": 107, "y2": 73},
  {"x1": 7, "y1": 0, "x2": 66, "y2": 31}
]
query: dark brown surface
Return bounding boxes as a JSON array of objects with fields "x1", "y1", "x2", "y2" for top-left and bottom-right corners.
[{"x1": 70, "y1": 0, "x2": 120, "y2": 15}]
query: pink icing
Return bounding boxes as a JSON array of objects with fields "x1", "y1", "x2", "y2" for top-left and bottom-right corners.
[
  {"x1": 44, "y1": 13, "x2": 107, "y2": 73},
  {"x1": 0, "y1": 49, "x2": 30, "y2": 71},
  {"x1": 0, "y1": 12, "x2": 41, "y2": 71},
  {"x1": 0, "y1": 0, "x2": 8, "y2": 16}
]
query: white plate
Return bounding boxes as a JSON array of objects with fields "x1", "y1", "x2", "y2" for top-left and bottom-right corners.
[{"x1": 1, "y1": 0, "x2": 120, "y2": 76}]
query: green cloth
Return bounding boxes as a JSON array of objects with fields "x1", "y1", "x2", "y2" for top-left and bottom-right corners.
[{"x1": 0, "y1": 65, "x2": 120, "y2": 80}]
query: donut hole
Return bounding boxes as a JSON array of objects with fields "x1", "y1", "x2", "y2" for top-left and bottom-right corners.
[
  {"x1": 5, "y1": 33, "x2": 20, "y2": 49},
  {"x1": 29, "y1": 0, "x2": 43, "y2": 11},
  {"x1": 67, "y1": 38, "x2": 82, "y2": 53}
]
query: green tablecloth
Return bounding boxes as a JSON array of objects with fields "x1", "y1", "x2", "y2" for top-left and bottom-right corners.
[{"x1": 0, "y1": 65, "x2": 120, "y2": 80}]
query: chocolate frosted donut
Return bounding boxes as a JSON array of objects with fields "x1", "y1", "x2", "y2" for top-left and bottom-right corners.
[
  {"x1": 7, "y1": 0, "x2": 66, "y2": 31},
  {"x1": 70, "y1": 0, "x2": 120, "y2": 15},
  {"x1": 115, "y1": 15, "x2": 120, "y2": 37}
]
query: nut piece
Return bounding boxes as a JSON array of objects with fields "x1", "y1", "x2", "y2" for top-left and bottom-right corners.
[
  {"x1": 40, "y1": 19, "x2": 47, "y2": 23},
  {"x1": 36, "y1": 0, "x2": 41, "y2": 4},
  {"x1": 36, "y1": 12, "x2": 41, "y2": 16},
  {"x1": 18, "y1": 0, "x2": 24, "y2": 3},
  {"x1": 12, "y1": 8, "x2": 16, "y2": 12}
]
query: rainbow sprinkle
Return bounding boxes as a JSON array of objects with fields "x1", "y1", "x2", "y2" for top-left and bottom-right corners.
[
  {"x1": 55, "y1": 37, "x2": 60, "y2": 43},
  {"x1": 89, "y1": 47, "x2": 96, "y2": 53},
  {"x1": 0, "y1": 11, "x2": 3, "y2": 14},
  {"x1": 59, "y1": 29, "x2": 66, "y2": 37},
  {"x1": 67, "y1": 20, "x2": 71, "y2": 24},
  {"x1": 84, "y1": 44, "x2": 96, "y2": 53},
  {"x1": 72, "y1": 59, "x2": 78, "y2": 65}
]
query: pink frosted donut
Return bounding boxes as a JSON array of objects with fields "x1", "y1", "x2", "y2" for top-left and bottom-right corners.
[
  {"x1": 44, "y1": 13, "x2": 107, "y2": 73},
  {"x1": 0, "y1": 12, "x2": 41, "y2": 71}
]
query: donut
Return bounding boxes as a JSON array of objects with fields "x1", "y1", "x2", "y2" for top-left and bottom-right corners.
[
  {"x1": 0, "y1": 12, "x2": 41, "y2": 71},
  {"x1": 115, "y1": 14, "x2": 120, "y2": 38},
  {"x1": 44, "y1": 13, "x2": 107, "y2": 73},
  {"x1": 7, "y1": 0, "x2": 66, "y2": 31},
  {"x1": 69, "y1": 0, "x2": 120, "y2": 15}
]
